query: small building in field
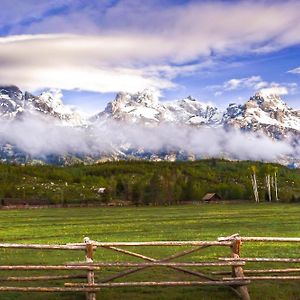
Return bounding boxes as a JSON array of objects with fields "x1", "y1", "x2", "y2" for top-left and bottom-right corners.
[
  {"x1": 202, "y1": 193, "x2": 222, "y2": 202},
  {"x1": 97, "y1": 188, "x2": 106, "y2": 194}
]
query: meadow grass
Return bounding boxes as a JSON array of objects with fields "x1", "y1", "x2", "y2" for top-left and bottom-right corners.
[{"x1": 0, "y1": 203, "x2": 300, "y2": 299}]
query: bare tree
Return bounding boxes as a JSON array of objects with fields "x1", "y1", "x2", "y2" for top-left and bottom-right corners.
[
  {"x1": 273, "y1": 167, "x2": 279, "y2": 201},
  {"x1": 250, "y1": 165, "x2": 259, "y2": 203},
  {"x1": 265, "y1": 172, "x2": 272, "y2": 202},
  {"x1": 265, "y1": 165, "x2": 279, "y2": 202}
]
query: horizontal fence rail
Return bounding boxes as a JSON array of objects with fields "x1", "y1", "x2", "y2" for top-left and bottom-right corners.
[
  {"x1": 218, "y1": 234, "x2": 300, "y2": 243},
  {"x1": 0, "y1": 274, "x2": 86, "y2": 282},
  {"x1": 64, "y1": 280, "x2": 251, "y2": 288},
  {"x1": 0, "y1": 243, "x2": 86, "y2": 250},
  {"x1": 213, "y1": 268, "x2": 300, "y2": 275},
  {"x1": 241, "y1": 237, "x2": 300, "y2": 242},
  {"x1": 0, "y1": 234, "x2": 299, "y2": 300},
  {"x1": 221, "y1": 258, "x2": 300, "y2": 263},
  {"x1": 68, "y1": 261, "x2": 246, "y2": 267},
  {"x1": 69, "y1": 241, "x2": 232, "y2": 247},
  {"x1": 224, "y1": 276, "x2": 300, "y2": 281}
]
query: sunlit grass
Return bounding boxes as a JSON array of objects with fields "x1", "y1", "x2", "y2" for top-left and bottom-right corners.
[{"x1": 0, "y1": 203, "x2": 299, "y2": 299}]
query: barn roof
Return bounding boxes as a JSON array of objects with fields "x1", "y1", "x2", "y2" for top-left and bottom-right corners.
[{"x1": 202, "y1": 193, "x2": 221, "y2": 201}]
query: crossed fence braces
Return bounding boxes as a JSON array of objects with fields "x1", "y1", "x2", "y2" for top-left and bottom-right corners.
[{"x1": 1, "y1": 234, "x2": 300, "y2": 300}]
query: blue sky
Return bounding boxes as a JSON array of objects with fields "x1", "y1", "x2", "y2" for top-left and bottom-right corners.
[{"x1": 0, "y1": 0, "x2": 300, "y2": 114}]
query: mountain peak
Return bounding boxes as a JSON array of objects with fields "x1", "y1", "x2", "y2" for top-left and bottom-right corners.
[
  {"x1": 250, "y1": 90, "x2": 289, "y2": 111},
  {"x1": 0, "y1": 85, "x2": 24, "y2": 119},
  {"x1": 0, "y1": 86, "x2": 84, "y2": 126},
  {"x1": 223, "y1": 90, "x2": 300, "y2": 139},
  {"x1": 98, "y1": 90, "x2": 221, "y2": 126},
  {"x1": 0, "y1": 85, "x2": 22, "y2": 92},
  {"x1": 254, "y1": 91, "x2": 281, "y2": 101},
  {"x1": 38, "y1": 89, "x2": 65, "y2": 112},
  {"x1": 183, "y1": 95, "x2": 196, "y2": 102},
  {"x1": 0, "y1": 85, "x2": 23, "y2": 101},
  {"x1": 115, "y1": 89, "x2": 159, "y2": 106}
]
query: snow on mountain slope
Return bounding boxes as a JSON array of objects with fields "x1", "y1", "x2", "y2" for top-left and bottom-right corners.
[
  {"x1": 93, "y1": 89, "x2": 299, "y2": 139},
  {"x1": 93, "y1": 90, "x2": 222, "y2": 126},
  {"x1": 2, "y1": 86, "x2": 298, "y2": 137},
  {"x1": 0, "y1": 86, "x2": 24, "y2": 119},
  {"x1": 93, "y1": 90, "x2": 163, "y2": 124},
  {"x1": 223, "y1": 92, "x2": 300, "y2": 139},
  {"x1": 0, "y1": 86, "x2": 84, "y2": 126},
  {"x1": 25, "y1": 90, "x2": 85, "y2": 126},
  {"x1": 166, "y1": 96, "x2": 222, "y2": 125},
  {"x1": 0, "y1": 86, "x2": 299, "y2": 165}
]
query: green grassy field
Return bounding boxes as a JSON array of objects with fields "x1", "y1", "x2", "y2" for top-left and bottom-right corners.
[{"x1": 0, "y1": 203, "x2": 300, "y2": 299}]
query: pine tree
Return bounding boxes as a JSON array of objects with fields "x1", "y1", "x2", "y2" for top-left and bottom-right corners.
[{"x1": 147, "y1": 173, "x2": 163, "y2": 205}]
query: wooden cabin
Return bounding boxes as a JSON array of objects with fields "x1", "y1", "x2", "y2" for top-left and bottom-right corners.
[{"x1": 202, "y1": 193, "x2": 222, "y2": 202}]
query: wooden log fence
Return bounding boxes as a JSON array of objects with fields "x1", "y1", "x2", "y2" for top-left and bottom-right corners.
[
  {"x1": 213, "y1": 268, "x2": 300, "y2": 275},
  {"x1": 0, "y1": 234, "x2": 299, "y2": 299},
  {"x1": 85, "y1": 238, "x2": 96, "y2": 300},
  {"x1": 0, "y1": 274, "x2": 87, "y2": 282}
]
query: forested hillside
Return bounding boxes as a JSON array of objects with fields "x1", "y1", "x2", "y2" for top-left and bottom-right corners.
[{"x1": 0, "y1": 160, "x2": 299, "y2": 206}]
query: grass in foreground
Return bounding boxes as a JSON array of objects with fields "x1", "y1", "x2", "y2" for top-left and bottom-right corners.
[{"x1": 0, "y1": 203, "x2": 300, "y2": 299}]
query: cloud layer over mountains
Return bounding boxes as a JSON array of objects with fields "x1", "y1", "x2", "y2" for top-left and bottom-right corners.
[{"x1": 0, "y1": 114, "x2": 295, "y2": 163}]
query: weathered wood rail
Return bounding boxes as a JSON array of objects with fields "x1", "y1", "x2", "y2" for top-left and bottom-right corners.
[{"x1": 0, "y1": 234, "x2": 299, "y2": 299}]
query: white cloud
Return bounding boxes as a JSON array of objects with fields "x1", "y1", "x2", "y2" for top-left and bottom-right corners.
[
  {"x1": 0, "y1": 34, "x2": 179, "y2": 93},
  {"x1": 214, "y1": 76, "x2": 297, "y2": 96},
  {"x1": 288, "y1": 67, "x2": 300, "y2": 74},
  {"x1": 0, "y1": 115, "x2": 296, "y2": 162},
  {"x1": 1, "y1": 1, "x2": 300, "y2": 93},
  {"x1": 258, "y1": 83, "x2": 298, "y2": 96},
  {"x1": 223, "y1": 76, "x2": 265, "y2": 91},
  {"x1": 0, "y1": 34, "x2": 215, "y2": 93},
  {"x1": 12, "y1": 0, "x2": 300, "y2": 55},
  {"x1": 259, "y1": 86, "x2": 289, "y2": 96}
]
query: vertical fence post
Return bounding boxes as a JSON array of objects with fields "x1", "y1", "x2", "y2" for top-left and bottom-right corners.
[
  {"x1": 231, "y1": 237, "x2": 250, "y2": 300},
  {"x1": 84, "y1": 237, "x2": 96, "y2": 300}
]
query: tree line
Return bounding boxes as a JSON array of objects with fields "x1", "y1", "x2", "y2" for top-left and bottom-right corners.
[{"x1": 0, "y1": 159, "x2": 299, "y2": 205}]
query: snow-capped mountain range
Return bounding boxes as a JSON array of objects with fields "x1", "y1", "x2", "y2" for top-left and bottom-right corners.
[
  {"x1": 93, "y1": 90, "x2": 221, "y2": 126},
  {"x1": 0, "y1": 86, "x2": 83, "y2": 126},
  {"x1": 223, "y1": 91, "x2": 300, "y2": 140},
  {"x1": 0, "y1": 85, "x2": 299, "y2": 165}
]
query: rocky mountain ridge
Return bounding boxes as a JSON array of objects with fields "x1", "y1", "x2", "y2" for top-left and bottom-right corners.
[
  {"x1": 0, "y1": 86, "x2": 299, "y2": 165},
  {"x1": 93, "y1": 90, "x2": 222, "y2": 127},
  {"x1": 95, "y1": 89, "x2": 300, "y2": 140},
  {"x1": 223, "y1": 91, "x2": 300, "y2": 139},
  {"x1": 0, "y1": 86, "x2": 83, "y2": 126}
]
